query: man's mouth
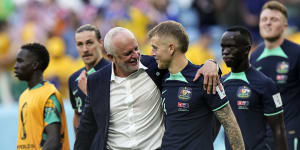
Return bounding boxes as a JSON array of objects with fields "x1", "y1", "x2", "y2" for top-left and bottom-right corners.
[
  {"x1": 263, "y1": 27, "x2": 272, "y2": 32},
  {"x1": 14, "y1": 71, "x2": 19, "y2": 77},
  {"x1": 83, "y1": 54, "x2": 92, "y2": 58},
  {"x1": 129, "y1": 59, "x2": 138, "y2": 65},
  {"x1": 222, "y1": 56, "x2": 233, "y2": 62}
]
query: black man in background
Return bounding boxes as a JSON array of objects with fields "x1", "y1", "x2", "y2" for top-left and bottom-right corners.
[{"x1": 15, "y1": 43, "x2": 69, "y2": 150}]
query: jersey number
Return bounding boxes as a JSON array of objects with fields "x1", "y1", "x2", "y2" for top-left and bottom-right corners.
[{"x1": 75, "y1": 97, "x2": 82, "y2": 113}]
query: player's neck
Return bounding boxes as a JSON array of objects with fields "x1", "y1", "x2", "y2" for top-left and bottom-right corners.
[
  {"x1": 231, "y1": 61, "x2": 249, "y2": 73},
  {"x1": 169, "y1": 54, "x2": 188, "y2": 74},
  {"x1": 27, "y1": 72, "x2": 44, "y2": 89},
  {"x1": 264, "y1": 36, "x2": 285, "y2": 49},
  {"x1": 86, "y1": 56, "x2": 102, "y2": 71}
]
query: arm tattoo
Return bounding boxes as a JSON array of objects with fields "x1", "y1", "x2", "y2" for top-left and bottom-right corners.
[{"x1": 214, "y1": 104, "x2": 245, "y2": 150}]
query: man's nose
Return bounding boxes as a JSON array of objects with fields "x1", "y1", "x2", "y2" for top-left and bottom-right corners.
[
  {"x1": 14, "y1": 63, "x2": 18, "y2": 70},
  {"x1": 132, "y1": 50, "x2": 140, "y2": 58},
  {"x1": 222, "y1": 48, "x2": 230, "y2": 55},
  {"x1": 83, "y1": 44, "x2": 89, "y2": 52},
  {"x1": 151, "y1": 49, "x2": 156, "y2": 56}
]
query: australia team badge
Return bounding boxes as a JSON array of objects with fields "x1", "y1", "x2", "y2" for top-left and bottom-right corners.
[
  {"x1": 276, "y1": 61, "x2": 289, "y2": 74},
  {"x1": 178, "y1": 87, "x2": 192, "y2": 101},
  {"x1": 237, "y1": 86, "x2": 251, "y2": 99}
]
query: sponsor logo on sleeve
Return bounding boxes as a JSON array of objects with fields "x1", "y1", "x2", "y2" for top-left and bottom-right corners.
[
  {"x1": 216, "y1": 86, "x2": 226, "y2": 99},
  {"x1": 272, "y1": 93, "x2": 283, "y2": 108}
]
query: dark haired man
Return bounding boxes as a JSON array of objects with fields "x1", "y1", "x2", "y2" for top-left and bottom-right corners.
[
  {"x1": 250, "y1": 1, "x2": 300, "y2": 149},
  {"x1": 221, "y1": 26, "x2": 287, "y2": 150},
  {"x1": 15, "y1": 43, "x2": 69, "y2": 149},
  {"x1": 68, "y1": 24, "x2": 110, "y2": 133}
]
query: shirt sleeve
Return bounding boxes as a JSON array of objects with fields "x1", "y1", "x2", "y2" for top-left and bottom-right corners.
[
  {"x1": 297, "y1": 53, "x2": 300, "y2": 79},
  {"x1": 44, "y1": 94, "x2": 61, "y2": 126},
  {"x1": 69, "y1": 76, "x2": 77, "y2": 109},
  {"x1": 263, "y1": 78, "x2": 283, "y2": 116},
  {"x1": 204, "y1": 86, "x2": 229, "y2": 112}
]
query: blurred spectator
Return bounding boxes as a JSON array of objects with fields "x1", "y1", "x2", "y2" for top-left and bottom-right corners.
[
  {"x1": 214, "y1": 0, "x2": 243, "y2": 27},
  {"x1": 62, "y1": 10, "x2": 81, "y2": 58},
  {"x1": 282, "y1": 0, "x2": 300, "y2": 30},
  {"x1": 186, "y1": 36, "x2": 216, "y2": 65},
  {"x1": 44, "y1": 36, "x2": 80, "y2": 98},
  {"x1": 0, "y1": 0, "x2": 15, "y2": 21},
  {"x1": 0, "y1": 20, "x2": 15, "y2": 104},
  {"x1": 240, "y1": 0, "x2": 267, "y2": 45}
]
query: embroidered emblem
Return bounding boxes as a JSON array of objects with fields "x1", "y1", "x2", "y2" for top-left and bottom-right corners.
[
  {"x1": 237, "y1": 86, "x2": 251, "y2": 99},
  {"x1": 276, "y1": 61, "x2": 289, "y2": 74},
  {"x1": 178, "y1": 87, "x2": 192, "y2": 101}
]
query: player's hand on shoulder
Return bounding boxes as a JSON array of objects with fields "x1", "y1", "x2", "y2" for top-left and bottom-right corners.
[{"x1": 193, "y1": 60, "x2": 222, "y2": 94}]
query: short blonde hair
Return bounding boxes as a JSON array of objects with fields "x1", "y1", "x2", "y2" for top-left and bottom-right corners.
[
  {"x1": 262, "y1": 1, "x2": 288, "y2": 20},
  {"x1": 148, "y1": 20, "x2": 189, "y2": 53}
]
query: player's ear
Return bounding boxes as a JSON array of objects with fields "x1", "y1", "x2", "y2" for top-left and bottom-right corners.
[
  {"x1": 107, "y1": 53, "x2": 114, "y2": 62},
  {"x1": 32, "y1": 61, "x2": 39, "y2": 71},
  {"x1": 243, "y1": 45, "x2": 251, "y2": 57},
  {"x1": 169, "y1": 43, "x2": 175, "y2": 55},
  {"x1": 99, "y1": 39, "x2": 104, "y2": 45}
]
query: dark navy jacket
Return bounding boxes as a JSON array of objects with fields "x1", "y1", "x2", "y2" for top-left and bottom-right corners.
[
  {"x1": 74, "y1": 55, "x2": 166, "y2": 150},
  {"x1": 68, "y1": 58, "x2": 110, "y2": 115}
]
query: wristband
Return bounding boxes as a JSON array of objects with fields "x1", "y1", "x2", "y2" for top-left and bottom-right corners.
[{"x1": 208, "y1": 59, "x2": 222, "y2": 75}]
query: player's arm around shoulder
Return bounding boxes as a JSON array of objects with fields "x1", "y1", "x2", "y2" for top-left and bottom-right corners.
[
  {"x1": 194, "y1": 59, "x2": 222, "y2": 94},
  {"x1": 214, "y1": 104, "x2": 245, "y2": 150}
]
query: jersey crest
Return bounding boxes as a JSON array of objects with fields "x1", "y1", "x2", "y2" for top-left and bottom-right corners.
[
  {"x1": 237, "y1": 86, "x2": 251, "y2": 99},
  {"x1": 178, "y1": 87, "x2": 192, "y2": 101}
]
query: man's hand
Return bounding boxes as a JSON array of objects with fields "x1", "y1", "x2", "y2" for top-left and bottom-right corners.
[
  {"x1": 193, "y1": 60, "x2": 223, "y2": 94},
  {"x1": 73, "y1": 111, "x2": 80, "y2": 135},
  {"x1": 78, "y1": 70, "x2": 87, "y2": 95}
]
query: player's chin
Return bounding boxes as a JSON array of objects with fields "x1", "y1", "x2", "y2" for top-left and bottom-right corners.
[
  {"x1": 158, "y1": 63, "x2": 167, "y2": 69},
  {"x1": 83, "y1": 59, "x2": 95, "y2": 65},
  {"x1": 15, "y1": 75, "x2": 25, "y2": 81},
  {"x1": 128, "y1": 65, "x2": 139, "y2": 72},
  {"x1": 224, "y1": 61, "x2": 233, "y2": 68}
]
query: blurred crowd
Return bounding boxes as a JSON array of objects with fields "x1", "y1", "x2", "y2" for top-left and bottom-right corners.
[{"x1": 0, "y1": 0, "x2": 300, "y2": 104}]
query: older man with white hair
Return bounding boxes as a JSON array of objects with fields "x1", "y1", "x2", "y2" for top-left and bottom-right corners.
[{"x1": 75, "y1": 27, "x2": 220, "y2": 150}]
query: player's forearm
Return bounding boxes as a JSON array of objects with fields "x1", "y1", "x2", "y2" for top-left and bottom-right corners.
[
  {"x1": 267, "y1": 114, "x2": 288, "y2": 150},
  {"x1": 214, "y1": 104, "x2": 245, "y2": 150},
  {"x1": 273, "y1": 130, "x2": 288, "y2": 150},
  {"x1": 73, "y1": 111, "x2": 80, "y2": 134},
  {"x1": 43, "y1": 123, "x2": 61, "y2": 150}
]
